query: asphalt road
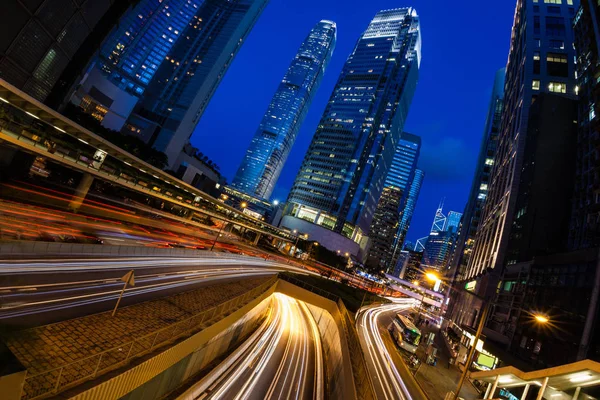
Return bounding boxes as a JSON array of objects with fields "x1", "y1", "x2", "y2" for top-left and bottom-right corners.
[
  {"x1": 179, "y1": 293, "x2": 323, "y2": 400},
  {"x1": 0, "y1": 256, "x2": 309, "y2": 327},
  {"x1": 356, "y1": 300, "x2": 429, "y2": 400}
]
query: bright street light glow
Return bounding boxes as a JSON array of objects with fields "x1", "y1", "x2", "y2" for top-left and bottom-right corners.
[
  {"x1": 425, "y1": 272, "x2": 440, "y2": 282},
  {"x1": 273, "y1": 200, "x2": 279, "y2": 206},
  {"x1": 534, "y1": 315, "x2": 549, "y2": 324}
]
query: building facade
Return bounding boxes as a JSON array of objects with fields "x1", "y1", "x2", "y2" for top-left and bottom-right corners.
[
  {"x1": 231, "y1": 20, "x2": 336, "y2": 200},
  {"x1": 445, "y1": 211, "x2": 462, "y2": 234},
  {"x1": 465, "y1": 0, "x2": 579, "y2": 283},
  {"x1": 366, "y1": 186, "x2": 403, "y2": 272},
  {"x1": 396, "y1": 168, "x2": 424, "y2": 248},
  {"x1": 71, "y1": 0, "x2": 201, "y2": 131},
  {"x1": 133, "y1": 0, "x2": 269, "y2": 168},
  {"x1": 449, "y1": 68, "x2": 505, "y2": 283},
  {"x1": 281, "y1": 8, "x2": 421, "y2": 258},
  {"x1": 1, "y1": 0, "x2": 135, "y2": 104},
  {"x1": 367, "y1": 132, "x2": 421, "y2": 271}
]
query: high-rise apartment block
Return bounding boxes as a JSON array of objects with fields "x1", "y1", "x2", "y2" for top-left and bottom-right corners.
[
  {"x1": 231, "y1": 20, "x2": 337, "y2": 200},
  {"x1": 281, "y1": 8, "x2": 421, "y2": 258}
]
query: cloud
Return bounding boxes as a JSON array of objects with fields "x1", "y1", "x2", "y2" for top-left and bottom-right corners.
[{"x1": 419, "y1": 137, "x2": 475, "y2": 182}]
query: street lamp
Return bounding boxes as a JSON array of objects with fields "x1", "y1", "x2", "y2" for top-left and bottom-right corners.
[
  {"x1": 534, "y1": 314, "x2": 549, "y2": 324},
  {"x1": 240, "y1": 202, "x2": 247, "y2": 209}
]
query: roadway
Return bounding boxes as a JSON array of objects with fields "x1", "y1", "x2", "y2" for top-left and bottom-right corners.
[
  {"x1": 0, "y1": 256, "x2": 309, "y2": 327},
  {"x1": 356, "y1": 300, "x2": 428, "y2": 400},
  {"x1": 179, "y1": 293, "x2": 323, "y2": 400}
]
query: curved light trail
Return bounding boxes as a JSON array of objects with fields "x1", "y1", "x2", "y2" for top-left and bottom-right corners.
[
  {"x1": 179, "y1": 293, "x2": 324, "y2": 400},
  {"x1": 356, "y1": 300, "x2": 418, "y2": 400}
]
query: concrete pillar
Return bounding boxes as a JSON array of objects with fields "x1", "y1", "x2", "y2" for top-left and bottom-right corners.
[
  {"x1": 488, "y1": 375, "x2": 500, "y2": 399},
  {"x1": 521, "y1": 384, "x2": 530, "y2": 400},
  {"x1": 252, "y1": 232, "x2": 261, "y2": 246},
  {"x1": 535, "y1": 377, "x2": 549, "y2": 400},
  {"x1": 68, "y1": 172, "x2": 94, "y2": 212},
  {"x1": 573, "y1": 387, "x2": 581, "y2": 400}
]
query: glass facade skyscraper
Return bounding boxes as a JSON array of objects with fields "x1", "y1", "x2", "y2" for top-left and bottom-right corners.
[
  {"x1": 72, "y1": 0, "x2": 202, "y2": 131},
  {"x1": 367, "y1": 132, "x2": 421, "y2": 271},
  {"x1": 282, "y1": 8, "x2": 421, "y2": 258},
  {"x1": 397, "y1": 168, "x2": 424, "y2": 247},
  {"x1": 444, "y1": 211, "x2": 462, "y2": 234},
  {"x1": 134, "y1": 0, "x2": 269, "y2": 167},
  {"x1": 231, "y1": 20, "x2": 337, "y2": 200},
  {"x1": 384, "y1": 132, "x2": 421, "y2": 191}
]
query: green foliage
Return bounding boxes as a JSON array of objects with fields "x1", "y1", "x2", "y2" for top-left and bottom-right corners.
[{"x1": 64, "y1": 104, "x2": 169, "y2": 170}]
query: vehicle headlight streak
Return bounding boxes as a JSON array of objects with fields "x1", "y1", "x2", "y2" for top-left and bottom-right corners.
[
  {"x1": 357, "y1": 303, "x2": 414, "y2": 400},
  {"x1": 181, "y1": 293, "x2": 324, "y2": 400}
]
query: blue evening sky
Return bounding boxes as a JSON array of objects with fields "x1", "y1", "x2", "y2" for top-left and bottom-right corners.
[{"x1": 191, "y1": 1, "x2": 516, "y2": 243}]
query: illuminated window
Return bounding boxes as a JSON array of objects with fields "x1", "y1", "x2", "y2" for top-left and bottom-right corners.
[
  {"x1": 532, "y1": 80, "x2": 541, "y2": 90},
  {"x1": 544, "y1": 0, "x2": 561, "y2": 3},
  {"x1": 548, "y1": 81, "x2": 566, "y2": 93},
  {"x1": 485, "y1": 158, "x2": 494, "y2": 165}
]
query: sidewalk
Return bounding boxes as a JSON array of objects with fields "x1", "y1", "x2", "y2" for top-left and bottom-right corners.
[{"x1": 409, "y1": 323, "x2": 482, "y2": 399}]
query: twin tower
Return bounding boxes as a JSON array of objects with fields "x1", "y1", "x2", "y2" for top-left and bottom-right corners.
[{"x1": 233, "y1": 8, "x2": 422, "y2": 260}]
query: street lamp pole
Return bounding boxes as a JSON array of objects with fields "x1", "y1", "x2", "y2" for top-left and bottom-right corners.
[{"x1": 452, "y1": 301, "x2": 490, "y2": 400}]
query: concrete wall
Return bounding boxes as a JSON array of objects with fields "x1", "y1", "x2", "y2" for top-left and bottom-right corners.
[
  {"x1": 0, "y1": 241, "x2": 268, "y2": 262},
  {"x1": 70, "y1": 282, "x2": 276, "y2": 400}
]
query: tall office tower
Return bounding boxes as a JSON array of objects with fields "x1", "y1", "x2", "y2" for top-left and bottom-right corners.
[
  {"x1": 465, "y1": 0, "x2": 578, "y2": 286},
  {"x1": 1, "y1": 0, "x2": 135, "y2": 104},
  {"x1": 396, "y1": 168, "x2": 424, "y2": 245},
  {"x1": 231, "y1": 21, "x2": 337, "y2": 200},
  {"x1": 444, "y1": 211, "x2": 462, "y2": 233},
  {"x1": 71, "y1": 0, "x2": 202, "y2": 131},
  {"x1": 282, "y1": 8, "x2": 421, "y2": 258},
  {"x1": 366, "y1": 186, "x2": 403, "y2": 271},
  {"x1": 571, "y1": 2, "x2": 600, "y2": 249},
  {"x1": 367, "y1": 132, "x2": 421, "y2": 271},
  {"x1": 422, "y1": 230, "x2": 456, "y2": 272},
  {"x1": 131, "y1": 0, "x2": 269, "y2": 168},
  {"x1": 449, "y1": 69, "x2": 505, "y2": 283}
]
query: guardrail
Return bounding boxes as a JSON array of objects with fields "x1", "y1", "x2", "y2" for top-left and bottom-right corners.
[{"x1": 20, "y1": 277, "x2": 277, "y2": 400}]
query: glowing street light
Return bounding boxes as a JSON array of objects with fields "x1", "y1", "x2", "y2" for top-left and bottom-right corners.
[
  {"x1": 425, "y1": 272, "x2": 440, "y2": 282},
  {"x1": 240, "y1": 202, "x2": 247, "y2": 209},
  {"x1": 534, "y1": 314, "x2": 550, "y2": 324},
  {"x1": 273, "y1": 199, "x2": 280, "y2": 206}
]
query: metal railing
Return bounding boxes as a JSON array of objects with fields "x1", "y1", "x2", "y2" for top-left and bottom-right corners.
[{"x1": 20, "y1": 277, "x2": 277, "y2": 400}]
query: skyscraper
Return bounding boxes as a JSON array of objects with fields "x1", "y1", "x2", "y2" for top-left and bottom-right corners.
[
  {"x1": 465, "y1": 0, "x2": 578, "y2": 283},
  {"x1": 367, "y1": 132, "x2": 421, "y2": 271},
  {"x1": 366, "y1": 186, "x2": 403, "y2": 271},
  {"x1": 449, "y1": 68, "x2": 505, "y2": 282},
  {"x1": 231, "y1": 20, "x2": 337, "y2": 200},
  {"x1": 135, "y1": 0, "x2": 269, "y2": 168},
  {"x1": 397, "y1": 168, "x2": 424, "y2": 246},
  {"x1": 71, "y1": 0, "x2": 201, "y2": 131},
  {"x1": 444, "y1": 211, "x2": 462, "y2": 234},
  {"x1": 281, "y1": 8, "x2": 421, "y2": 258},
  {"x1": 0, "y1": 0, "x2": 136, "y2": 104}
]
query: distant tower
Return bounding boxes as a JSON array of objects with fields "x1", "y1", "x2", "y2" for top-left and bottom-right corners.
[
  {"x1": 431, "y1": 200, "x2": 446, "y2": 233},
  {"x1": 231, "y1": 20, "x2": 337, "y2": 200}
]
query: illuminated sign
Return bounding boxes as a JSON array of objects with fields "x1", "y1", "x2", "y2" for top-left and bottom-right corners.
[{"x1": 465, "y1": 281, "x2": 476, "y2": 292}]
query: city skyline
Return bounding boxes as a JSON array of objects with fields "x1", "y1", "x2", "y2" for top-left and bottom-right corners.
[{"x1": 191, "y1": 0, "x2": 516, "y2": 243}]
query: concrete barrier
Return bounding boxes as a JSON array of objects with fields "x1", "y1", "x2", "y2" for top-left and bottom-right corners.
[{"x1": 0, "y1": 241, "x2": 275, "y2": 264}]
